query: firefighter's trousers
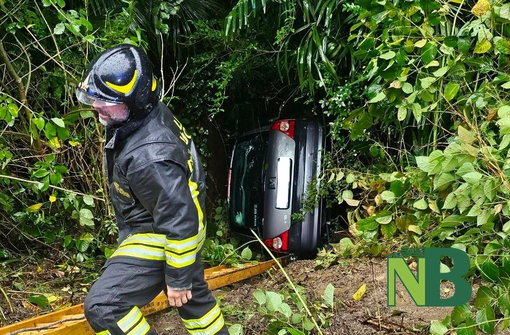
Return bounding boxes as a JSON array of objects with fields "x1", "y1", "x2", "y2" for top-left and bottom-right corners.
[{"x1": 84, "y1": 255, "x2": 229, "y2": 335}]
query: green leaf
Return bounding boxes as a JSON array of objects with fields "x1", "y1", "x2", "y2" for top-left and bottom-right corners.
[
  {"x1": 457, "y1": 318, "x2": 476, "y2": 335},
  {"x1": 228, "y1": 324, "x2": 243, "y2": 335},
  {"x1": 442, "y1": 154, "x2": 458, "y2": 172},
  {"x1": 323, "y1": 283, "x2": 335, "y2": 308},
  {"x1": 500, "y1": 3, "x2": 510, "y2": 20},
  {"x1": 79, "y1": 208, "x2": 94, "y2": 227},
  {"x1": 457, "y1": 163, "x2": 475, "y2": 176},
  {"x1": 420, "y1": 77, "x2": 435, "y2": 89},
  {"x1": 421, "y1": 43, "x2": 438, "y2": 64},
  {"x1": 266, "y1": 291, "x2": 283, "y2": 313},
  {"x1": 54, "y1": 23, "x2": 65, "y2": 35},
  {"x1": 467, "y1": 202, "x2": 482, "y2": 217},
  {"x1": 474, "y1": 39, "x2": 492, "y2": 54},
  {"x1": 458, "y1": 126, "x2": 475, "y2": 145},
  {"x1": 483, "y1": 180, "x2": 496, "y2": 201},
  {"x1": 452, "y1": 304, "x2": 471, "y2": 326},
  {"x1": 416, "y1": 156, "x2": 430, "y2": 172},
  {"x1": 337, "y1": 237, "x2": 354, "y2": 256},
  {"x1": 28, "y1": 295, "x2": 50, "y2": 308},
  {"x1": 51, "y1": 118, "x2": 65, "y2": 128},
  {"x1": 462, "y1": 171, "x2": 482, "y2": 185},
  {"x1": 433, "y1": 67, "x2": 449, "y2": 78},
  {"x1": 443, "y1": 193, "x2": 457, "y2": 209},
  {"x1": 83, "y1": 35, "x2": 95, "y2": 43},
  {"x1": 430, "y1": 320, "x2": 448, "y2": 335},
  {"x1": 397, "y1": 105, "x2": 407, "y2": 121},
  {"x1": 500, "y1": 135, "x2": 510, "y2": 150},
  {"x1": 241, "y1": 247, "x2": 252, "y2": 260},
  {"x1": 444, "y1": 82, "x2": 460, "y2": 101},
  {"x1": 381, "y1": 222, "x2": 397, "y2": 238},
  {"x1": 499, "y1": 105, "x2": 510, "y2": 119},
  {"x1": 279, "y1": 302, "x2": 292, "y2": 318},
  {"x1": 380, "y1": 51, "x2": 396, "y2": 60},
  {"x1": 503, "y1": 221, "x2": 510, "y2": 233},
  {"x1": 481, "y1": 261, "x2": 499, "y2": 282},
  {"x1": 434, "y1": 173, "x2": 454, "y2": 191},
  {"x1": 253, "y1": 290, "x2": 266, "y2": 305},
  {"x1": 303, "y1": 317, "x2": 315, "y2": 331},
  {"x1": 495, "y1": 37, "x2": 510, "y2": 54},
  {"x1": 475, "y1": 307, "x2": 495, "y2": 334},
  {"x1": 8, "y1": 103, "x2": 18, "y2": 117},
  {"x1": 368, "y1": 92, "x2": 386, "y2": 103},
  {"x1": 477, "y1": 210, "x2": 492, "y2": 227},
  {"x1": 429, "y1": 150, "x2": 445, "y2": 175},
  {"x1": 83, "y1": 195, "x2": 94, "y2": 206},
  {"x1": 413, "y1": 199, "x2": 428, "y2": 210},
  {"x1": 291, "y1": 313, "x2": 303, "y2": 324},
  {"x1": 381, "y1": 191, "x2": 396, "y2": 203},
  {"x1": 375, "y1": 215, "x2": 392, "y2": 224},
  {"x1": 474, "y1": 287, "x2": 491, "y2": 309},
  {"x1": 402, "y1": 83, "x2": 413, "y2": 94},
  {"x1": 342, "y1": 190, "x2": 354, "y2": 200},
  {"x1": 33, "y1": 118, "x2": 45, "y2": 130},
  {"x1": 33, "y1": 169, "x2": 49, "y2": 178}
]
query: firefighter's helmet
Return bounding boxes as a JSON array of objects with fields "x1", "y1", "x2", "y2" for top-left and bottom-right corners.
[{"x1": 76, "y1": 44, "x2": 161, "y2": 121}]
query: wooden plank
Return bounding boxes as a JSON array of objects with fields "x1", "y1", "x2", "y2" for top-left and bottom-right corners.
[
  {"x1": 207, "y1": 260, "x2": 278, "y2": 290},
  {"x1": 0, "y1": 258, "x2": 285, "y2": 335},
  {"x1": 0, "y1": 305, "x2": 85, "y2": 335}
]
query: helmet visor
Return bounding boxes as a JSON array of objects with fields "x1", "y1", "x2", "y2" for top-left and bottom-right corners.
[{"x1": 75, "y1": 88, "x2": 122, "y2": 107}]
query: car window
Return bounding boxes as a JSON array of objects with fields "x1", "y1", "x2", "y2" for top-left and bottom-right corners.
[{"x1": 230, "y1": 131, "x2": 268, "y2": 229}]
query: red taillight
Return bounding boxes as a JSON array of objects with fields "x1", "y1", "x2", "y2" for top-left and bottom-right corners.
[
  {"x1": 271, "y1": 120, "x2": 295, "y2": 139},
  {"x1": 264, "y1": 230, "x2": 289, "y2": 252}
]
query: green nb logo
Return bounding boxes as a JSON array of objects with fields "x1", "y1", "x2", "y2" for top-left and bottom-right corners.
[{"x1": 387, "y1": 248, "x2": 472, "y2": 306}]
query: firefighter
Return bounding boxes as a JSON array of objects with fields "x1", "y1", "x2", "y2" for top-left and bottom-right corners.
[{"x1": 76, "y1": 44, "x2": 228, "y2": 335}]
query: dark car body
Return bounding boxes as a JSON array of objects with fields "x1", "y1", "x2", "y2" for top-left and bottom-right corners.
[{"x1": 228, "y1": 119, "x2": 326, "y2": 257}]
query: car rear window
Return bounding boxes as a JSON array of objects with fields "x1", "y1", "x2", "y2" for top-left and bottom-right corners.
[{"x1": 229, "y1": 131, "x2": 268, "y2": 229}]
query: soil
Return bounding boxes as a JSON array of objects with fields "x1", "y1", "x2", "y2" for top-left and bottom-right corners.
[
  {"x1": 2, "y1": 258, "x2": 509, "y2": 334},
  {"x1": 148, "y1": 258, "x2": 510, "y2": 335}
]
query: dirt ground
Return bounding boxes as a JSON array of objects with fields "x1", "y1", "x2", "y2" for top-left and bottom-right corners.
[
  {"x1": 149, "y1": 258, "x2": 509, "y2": 335},
  {"x1": 2, "y1": 258, "x2": 508, "y2": 334}
]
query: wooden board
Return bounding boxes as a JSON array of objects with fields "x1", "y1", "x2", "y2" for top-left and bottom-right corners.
[{"x1": 0, "y1": 257, "x2": 286, "y2": 335}]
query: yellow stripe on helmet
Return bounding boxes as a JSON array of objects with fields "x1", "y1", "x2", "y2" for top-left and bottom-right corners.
[{"x1": 106, "y1": 69, "x2": 138, "y2": 94}]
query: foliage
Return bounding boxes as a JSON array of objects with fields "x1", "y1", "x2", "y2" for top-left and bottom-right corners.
[{"x1": 252, "y1": 283, "x2": 336, "y2": 335}]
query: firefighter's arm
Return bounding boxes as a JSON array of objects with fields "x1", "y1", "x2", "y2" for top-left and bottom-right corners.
[{"x1": 126, "y1": 157, "x2": 201, "y2": 290}]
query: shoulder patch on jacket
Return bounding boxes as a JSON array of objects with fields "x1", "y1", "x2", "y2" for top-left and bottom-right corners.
[{"x1": 113, "y1": 181, "x2": 131, "y2": 199}]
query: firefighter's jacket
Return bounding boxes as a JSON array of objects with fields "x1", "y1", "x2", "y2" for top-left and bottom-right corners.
[{"x1": 103, "y1": 101, "x2": 206, "y2": 290}]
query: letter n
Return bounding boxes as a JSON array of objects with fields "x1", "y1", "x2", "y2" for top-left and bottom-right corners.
[{"x1": 387, "y1": 257, "x2": 426, "y2": 306}]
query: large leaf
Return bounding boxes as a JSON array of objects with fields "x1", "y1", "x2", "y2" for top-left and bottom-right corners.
[
  {"x1": 434, "y1": 173, "x2": 455, "y2": 191},
  {"x1": 323, "y1": 283, "x2": 335, "y2": 308},
  {"x1": 452, "y1": 304, "x2": 471, "y2": 326},
  {"x1": 430, "y1": 320, "x2": 448, "y2": 335},
  {"x1": 474, "y1": 286, "x2": 492, "y2": 309},
  {"x1": 444, "y1": 82, "x2": 460, "y2": 101},
  {"x1": 475, "y1": 307, "x2": 495, "y2": 334}
]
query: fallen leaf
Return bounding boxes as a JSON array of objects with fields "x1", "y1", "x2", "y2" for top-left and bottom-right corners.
[{"x1": 353, "y1": 284, "x2": 367, "y2": 301}]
